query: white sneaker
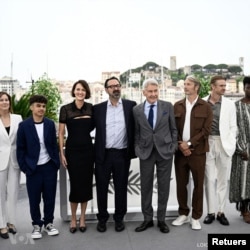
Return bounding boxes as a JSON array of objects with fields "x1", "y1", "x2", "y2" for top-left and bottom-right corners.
[
  {"x1": 44, "y1": 223, "x2": 59, "y2": 236},
  {"x1": 172, "y1": 215, "x2": 190, "y2": 226},
  {"x1": 191, "y1": 218, "x2": 201, "y2": 230},
  {"x1": 31, "y1": 225, "x2": 42, "y2": 239}
]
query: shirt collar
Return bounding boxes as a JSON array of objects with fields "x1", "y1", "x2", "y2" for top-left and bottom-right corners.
[
  {"x1": 208, "y1": 95, "x2": 222, "y2": 103},
  {"x1": 185, "y1": 96, "x2": 198, "y2": 106},
  {"x1": 145, "y1": 101, "x2": 157, "y2": 108},
  {"x1": 107, "y1": 98, "x2": 122, "y2": 106},
  {"x1": 71, "y1": 101, "x2": 86, "y2": 111}
]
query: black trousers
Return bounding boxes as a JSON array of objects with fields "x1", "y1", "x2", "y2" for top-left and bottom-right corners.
[
  {"x1": 26, "y1": 160, "x2": 58, "y2": 227},
  {"x1": 95, "y1": 149, "x2": 130, "y2": 222}
]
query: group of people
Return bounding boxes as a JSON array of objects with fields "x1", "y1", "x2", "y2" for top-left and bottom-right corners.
[{"x1": 0, "y1": 75, "x2": 249, "y2": 240}]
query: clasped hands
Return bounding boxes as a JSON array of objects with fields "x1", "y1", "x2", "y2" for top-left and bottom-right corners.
[{"x1": 178, "y1": 141, "x2": 192, "y2": 156}]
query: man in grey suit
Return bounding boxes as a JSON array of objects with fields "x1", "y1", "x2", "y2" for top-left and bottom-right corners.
[{"x1": 133, "y1": 78, "x2": 178, "y2": 233}]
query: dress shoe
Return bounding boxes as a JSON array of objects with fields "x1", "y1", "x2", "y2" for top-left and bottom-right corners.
[
  {"x1": 0, "y1": 228, "x2": 9, "y2": 239},
  {"x1": 115, "y1": 221, "x2": 125, "y2": 232},
  {"x1": 157, "y1": 221, "x2": 169, "y2": 233},
  {"x1": 191, "y1": 218, "x2": 201, "y2": 230},
  {"x1": 79, "y1": 226, "x2": 87, "y2": 233},
  {"x1": 97, "y1": 221, "x2": 107, "y2": 232},
  {"x1": 69, "y1": 226, "x2": 77, "y2": 233},
  {"x1": 7, "y1": 223, "x2": 17, "y2": 234},
  {"x1": 172, "y1": 215, "x2": 190, "y2": 226},
  {"x1": 135, "y1": 220, "x2": 154, "y2": 232},
  {"x1": 242, "y1": 211, "x2": 250, "y2": 224},
  {"x1": 69, "y1": 220, "x2": 77, "y2": 233},
  {"x1": 217, "y1": 213, "x2": 229, "y2": 225},
  {"x1": 203, "y1": 213, "x2": 215, "y2": 224}
]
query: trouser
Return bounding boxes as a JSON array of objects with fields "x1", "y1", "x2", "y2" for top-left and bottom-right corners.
[
  {"x1": 174, "y1": 152, "x2": 206, "y2": 219},
  {"x1": 26, "y1": 160, "x2": 58, "y2": 227},
  {"x1": 0, "y1": 165, "x2": 20, "y2": 228},
  {"x1": 95, "y1": 149, "x2": 130, "y2": 223},
  {"x1": 204, "y1": 136, "x2": 232, "y2": 214},
  {"x1": 140, "y1": 148, "x2": 173, "y2": 221}
]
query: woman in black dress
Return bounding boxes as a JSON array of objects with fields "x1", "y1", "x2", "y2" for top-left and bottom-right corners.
[{"x1": 59, "y1": 80, "x2": 94, "y2": 233}]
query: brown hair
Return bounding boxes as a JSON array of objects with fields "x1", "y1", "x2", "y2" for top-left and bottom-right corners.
[
  {"x1": 71, "y1": 80, "x2": 91, "y2": 99},
  {"x1": 210, "y1": 75, "x2": 226, "y2": 85}
]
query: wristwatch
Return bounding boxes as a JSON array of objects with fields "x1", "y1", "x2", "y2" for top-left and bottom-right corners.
[{"x1": 187, "y1": 141, "x2": 192, "y2": 147}]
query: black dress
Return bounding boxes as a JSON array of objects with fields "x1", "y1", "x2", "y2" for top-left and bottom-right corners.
[{"x1": 59, "y1": 101, "x2": 94, "y2": 203}]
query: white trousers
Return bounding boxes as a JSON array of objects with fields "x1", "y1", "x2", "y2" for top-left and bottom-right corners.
[
  {"x1": 0, "y1": 165, "x2": 20, "y2": 228},
  {"x1": 204, "y1": 136, "x2": 232, "y2": 214}
]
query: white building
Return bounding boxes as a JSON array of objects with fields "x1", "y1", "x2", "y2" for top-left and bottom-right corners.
[{"x1": 0, "y1": 76, "x2": 21, "y2": 96}]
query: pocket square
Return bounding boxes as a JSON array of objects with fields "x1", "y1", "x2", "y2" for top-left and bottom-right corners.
[{"x1": 162, "y1": 111, "x2": 168, "y2": 115}]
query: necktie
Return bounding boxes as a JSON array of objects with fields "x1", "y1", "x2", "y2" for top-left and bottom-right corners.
[{"x1": 148, "y1": 104, "x2": 154, "y2": 128}]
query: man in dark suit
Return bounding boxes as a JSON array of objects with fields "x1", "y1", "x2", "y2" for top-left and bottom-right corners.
[
  {"x1": 133, "y1": 78, "x2": 178, "y2": 233},
  {"x1": 93, "y1": 76, "x2": 136, "y2": 233},
  {"x1": 16, "y1": 95, "x2": 60, "y2": 239}
]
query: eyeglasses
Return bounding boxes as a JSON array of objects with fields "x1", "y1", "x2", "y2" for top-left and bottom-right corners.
[{"x1": 106, "y1": 84, "x2": 121, "y2": 89}]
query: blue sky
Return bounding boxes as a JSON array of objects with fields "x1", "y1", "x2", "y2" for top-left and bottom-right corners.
[{"x1": 1, "y1": 0, "x2": 250, "y2": 85}]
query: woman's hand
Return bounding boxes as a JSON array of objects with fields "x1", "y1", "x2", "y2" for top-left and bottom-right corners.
[{"x1": 60, "y1": 153, "x2": 68, "y2": 169}]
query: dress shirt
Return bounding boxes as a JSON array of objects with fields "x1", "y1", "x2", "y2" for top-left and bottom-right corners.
[
  {"x1": 144, "y1": 101, "x2": 158, "y2": 129},
  {"x1": 208, "y1": 96, "x2": 221, "y2": 136},
  {"x1": 105, "y1": 99, "x2": 127, "y2": 149},
  {"x1": 182, "y1": 96, "x2": 198, "y2": 141}
]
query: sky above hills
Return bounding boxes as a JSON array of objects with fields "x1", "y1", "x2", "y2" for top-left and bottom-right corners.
[{"x1": 1, "y1": 0, "x2": 250, "y2": 86}]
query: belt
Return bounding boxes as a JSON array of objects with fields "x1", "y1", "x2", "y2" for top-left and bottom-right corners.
[{"x1": 105, "y1": 148, "x2": 127, "y2": 152}]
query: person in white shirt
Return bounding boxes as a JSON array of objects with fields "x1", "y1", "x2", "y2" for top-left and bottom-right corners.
[
  {"x1": 203, "y1": 75, "x2": 237, "y2": 226},
  {"x1": 172, "y1": 75, "x2": 213, "y2": 230},
  {"x1": 0, "y1": 92, "x2": 22, "y2": 239},
  {"x1": 16, "y1": 95, "x2": 60, "y2": 239}
]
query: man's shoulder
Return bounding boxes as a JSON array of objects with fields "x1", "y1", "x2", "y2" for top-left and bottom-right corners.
[
  {"x1": 122, "y1": 99, "x2": 137, "y2": 107},
  {"x1": 133, "y1": 102, "x2": 143, "y2": 111},
  {"x1": 222, "y1": 96, "x2": 234, "y2": 105},
  {"x1": 197, "y1": 97, "x2": 210, "y2": 105},
  {"x1": 43, "y1": 117, "x2": 55, "y2": 124},
  {"x1": 174, "y1": 98, "x2": 185, "y2": 106},
  {"x1": 93, "y1": 101, "x2": 107, "y2": 109},
  {"x1": 158, "y1": 99, "x2": 172, "y2": 106}
]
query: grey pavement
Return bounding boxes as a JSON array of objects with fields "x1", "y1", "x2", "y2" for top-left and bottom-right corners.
[{"x1": 0, "y1": 182, "x2": 249, "y2": 250}]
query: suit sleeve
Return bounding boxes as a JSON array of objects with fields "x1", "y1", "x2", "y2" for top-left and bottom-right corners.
[
  {"x1": 133, "y1": 107, "x2": 140, "y2": 148},
  {"x1": 168, "y1": 103, "x2": 178, "y2": 150},
  {"x1": 16, "y1": 123, "x2": 27, "y2": 173},
  {"x1": 50, "y1": 121, "x2": 60, "y2": 168}
]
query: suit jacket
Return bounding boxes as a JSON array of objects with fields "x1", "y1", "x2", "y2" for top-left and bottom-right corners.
[
  {"x1": 174, "y1": 97, "x2": 213, "y2": 155},
  {"x1": 16, "y1": 117, "x2": 60, "y2": 175},
  {"x1": 0, "y1": 114, "x2": 22, "y2": 171},
  {"x1": 133, "y1": 100, "x2": 178, "y2": 160},
  {"x1": 93, "y1": 99, "x2": 137, "y2": 164},
  {"x1": 203, "y1": 95, "x2": 237, "y2": 156}
]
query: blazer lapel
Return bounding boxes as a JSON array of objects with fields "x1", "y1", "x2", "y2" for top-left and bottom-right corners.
[
  {"x1": 154, "y1": 101, "x2": 163, "y2": 129},
  {"x1": 28, "y1": 118, "x2": 40, "y2": 142},
  {"x1": 122, "y1": 100, "x2": 129, "y2": 129},
  {"x1": 139, "y1": 102, "x2": 151, "y2": 128},
  {"x1": 0, "y1": 118, "x2": 9, "y2": 139},
  {"x1": 43, "y1": 119, "x2": 49, "y2": 140},
  {"x1": 9, "y1": 114, "x2": 15, "y2": 139}
]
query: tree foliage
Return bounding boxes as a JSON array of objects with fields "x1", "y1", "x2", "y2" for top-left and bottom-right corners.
[
  {"x1": 191, "y1": 64, "x2": 202, "y2": 71},
  {"x1": 12, "y1": 93, "x2": 31, "y2": 119},
  {"x1": 12, "y1": 74, "x2": 62, "y2": 121},
  {"x1": 199, "y1": 77, "x2": 211, "y2": 98},
  {"x1": 228, "y1": 65, "x2": 242, "y2": 74}
]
